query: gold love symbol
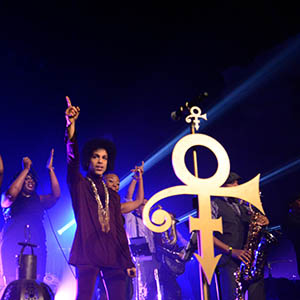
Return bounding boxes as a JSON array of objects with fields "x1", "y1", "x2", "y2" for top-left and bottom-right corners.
[{"x1": 143, "y1": 133, "x2": 264, "y2": 283}]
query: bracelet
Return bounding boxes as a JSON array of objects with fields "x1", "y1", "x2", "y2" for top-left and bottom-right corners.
[{"x1": 228, "y1": 246, "x2": 233, "y2": 256}]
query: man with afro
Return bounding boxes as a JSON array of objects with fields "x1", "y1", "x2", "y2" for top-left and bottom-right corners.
[{"x1": 65, "y1": 96, "x2": 144, "y2": 300}]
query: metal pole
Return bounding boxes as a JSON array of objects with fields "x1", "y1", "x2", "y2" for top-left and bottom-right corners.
[{"x1": 191, "y1": 123, "x2": 210, "y2": 300}]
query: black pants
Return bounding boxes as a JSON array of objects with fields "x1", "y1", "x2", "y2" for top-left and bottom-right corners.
[
  {"x1": 94, "y1": 273, "x2": 133, "y2": 300},
  {"x1": 159, "y1": 266, "x2": 182, "y2": 300},
  {"x1": 218, "y1": 260, "x2": 265, "y2": 300},
  {"x1": 76, "y1": 265, "x2": 127, "y2": 300}
]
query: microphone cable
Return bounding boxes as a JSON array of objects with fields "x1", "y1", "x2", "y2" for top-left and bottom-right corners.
[{"x1": 45, "y1": 209, "x2": 76, "y2": 278}]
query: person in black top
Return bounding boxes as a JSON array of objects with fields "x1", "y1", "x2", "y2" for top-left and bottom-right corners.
[
  {"x1": 1, "y1": 150, "x2": 60, "y2": 285},
  {"x1": 154, "y1": 212, "x2": 184, "y2": 300},
  {"x1": 211, "y1": 172, "x2": 269, "y2": 300}
]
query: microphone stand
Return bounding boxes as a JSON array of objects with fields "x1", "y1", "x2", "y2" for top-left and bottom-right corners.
[{"x1": 190, "y1": 122, "x2": 211, "y2": 300}]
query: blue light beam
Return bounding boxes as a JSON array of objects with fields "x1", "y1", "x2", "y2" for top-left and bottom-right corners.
[
  {"x1": 58, "y1": 219, "x2": 76, "y2": 235},
  {"x1": 58, "y1": 35, "x2": 300, "y2": 235}
]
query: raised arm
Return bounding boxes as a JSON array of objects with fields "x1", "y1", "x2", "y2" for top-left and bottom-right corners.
[
  {"x1": 0, "y1": 154, "x2": 3, "y2": 188},
  {"x1": 65, "y1": 96, "x2": 84, "y2": 215},
  {"x1": 125, "y1": 178, "x2": 137, "y2": 201},
  {"x1": 121, "y1": 162, "x2": 144, "y2": 214},
  {"x1": 65, "y1": 96, "x2": 82, "y2": 182},
  {"x1": 1, "y1": 157, "x2": 32, "y2": 208},
  {"x1": 40, "y1": 149, "x2": 61, "y2": 209},
  {"x1": 65, "y1": 96, "x2": 80, "y2": 141},
  {"x1": 125, "y1": 161, "x2": 144, "y2": 200}
]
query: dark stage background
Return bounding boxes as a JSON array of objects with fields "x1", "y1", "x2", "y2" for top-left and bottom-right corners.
[{"x1": 0, "y1": 2, "x2": 299, "y2": 299}]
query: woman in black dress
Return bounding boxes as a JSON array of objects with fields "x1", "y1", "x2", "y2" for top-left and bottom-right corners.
[{"x1": 1, "y1": 149, "x2": 60, "y2": 285}]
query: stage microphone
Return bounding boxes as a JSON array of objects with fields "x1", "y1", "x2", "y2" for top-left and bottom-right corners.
[
  {"x1": 170, "y1": 92, "x2": 208, "y2": 121},
  {"x1": 170, "y1": 106, "x2": 185, "y2": 121}
]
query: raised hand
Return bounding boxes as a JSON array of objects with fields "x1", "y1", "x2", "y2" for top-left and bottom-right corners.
[
  {"x1": 137, "y1": 161, "x2": 144, "y2": 174},
  {"x1": 0, "y1": 154, "x2": 3, "y2": 175},
  {"x1": 256, "y1": 214, "x2": 269, "y2": 226},
  {"x1": 65, "y1": 96, "x2": 80, "y2": 126},
  {"x1": 131, "y1": 161, "x2": 144, "y2": 180},
  {"x1": 22, "y1": 157, "x2": 32, "y2": 170},
  {"x1": 0, "y1": 154, "x2": 3, "y2": 187},
  {"x1": 46, "y1": 149, "x2": 55, "y2": 171}
]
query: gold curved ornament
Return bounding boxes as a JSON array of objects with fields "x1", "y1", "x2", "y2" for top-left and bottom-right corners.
[
  {"x1": 142, "y1": 133, "x2": 264, "y2": 284},
  {"x1": 185, "y1": 106, "x2": 207, "y2": 131}
]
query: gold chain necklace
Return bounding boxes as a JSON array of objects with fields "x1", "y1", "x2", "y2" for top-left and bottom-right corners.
[{"x1": 86, "y1": 177, "x2": 110, "y2": 233}]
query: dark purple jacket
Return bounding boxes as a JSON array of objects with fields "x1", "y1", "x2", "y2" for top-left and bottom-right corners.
[{"x1": 66, "y1": 135, "x2": 134, "y2": 269}]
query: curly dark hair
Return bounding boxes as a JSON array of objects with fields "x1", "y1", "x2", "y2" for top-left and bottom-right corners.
[{"x1": 81, "y1": 138, "x2": 116, "y2": 172}]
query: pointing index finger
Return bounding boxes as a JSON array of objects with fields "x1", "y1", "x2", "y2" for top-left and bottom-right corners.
[{"x1": 66, "y1": 96, "x2": 72, "y2": 107}]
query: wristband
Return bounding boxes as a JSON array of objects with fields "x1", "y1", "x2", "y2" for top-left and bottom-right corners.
[{"x1": 228, "y1": 246, "x2": 233, "y2": 256}]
